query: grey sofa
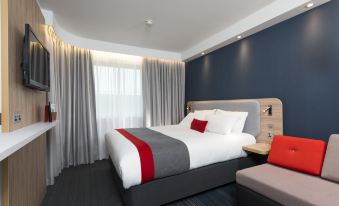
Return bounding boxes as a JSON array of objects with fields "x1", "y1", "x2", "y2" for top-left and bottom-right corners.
[{"x1": 236, "y1": 134, "x2": 339, "y2": 206}]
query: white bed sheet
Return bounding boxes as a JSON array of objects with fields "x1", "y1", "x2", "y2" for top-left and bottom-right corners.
[{"x1": 106, "y1": 125, "x2": 256, "y2": 189}]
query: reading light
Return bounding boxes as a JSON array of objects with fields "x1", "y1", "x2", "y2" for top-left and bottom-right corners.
[
  {"x1": 263, "y1": 105, "x2": 273, "y2": 116},
  {"x1": 306, "y1": 2, "x2": 314, "y2": 8},
  {"x1": 237, "y1": 35, "x2": 242, "y2": 39},
  {"x1": 201, "y1": 52, "x2": 205, "y2": 55},
  {"x1": 186, "y1": 105, "x2": 192, "y2": 114}
]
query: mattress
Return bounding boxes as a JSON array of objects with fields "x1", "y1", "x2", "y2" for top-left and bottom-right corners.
[{"x1": 106, "y1": 125, "x2": 256, "y2": 189}]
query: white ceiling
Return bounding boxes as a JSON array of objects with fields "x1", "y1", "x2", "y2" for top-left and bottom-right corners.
[
  {"x1": 39, "y1": 0, "x2": 273, "y2": 52},
  {"x1": 38, "y1": 0, "x2": 330, "y2": 61}
]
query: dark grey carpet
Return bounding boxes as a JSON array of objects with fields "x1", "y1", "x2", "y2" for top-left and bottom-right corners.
[{"x1": 42, "y1": 160, "x2": 237, "y2": 206}]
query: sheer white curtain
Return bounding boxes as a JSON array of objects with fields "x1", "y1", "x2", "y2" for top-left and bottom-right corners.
[{"x1": 92, "y1": 51, "x2": 143, "y2": 159}]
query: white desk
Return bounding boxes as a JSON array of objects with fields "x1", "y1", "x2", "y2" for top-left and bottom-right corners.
[{"x1": 0, "y1": 122, "x2": 57, "y2": 161}]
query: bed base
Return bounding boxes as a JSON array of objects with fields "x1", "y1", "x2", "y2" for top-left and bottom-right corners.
[
  {"x1": 112, "y1": 157, "x2": 259, "y2": 206},
  {"x1": 237, "y1": 184, "x2": 281, "y2": 206}
]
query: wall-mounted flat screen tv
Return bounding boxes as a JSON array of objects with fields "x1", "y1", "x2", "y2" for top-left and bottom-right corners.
[{"x1": 22, "y1": 24, "x2": 50, "y2": 91}]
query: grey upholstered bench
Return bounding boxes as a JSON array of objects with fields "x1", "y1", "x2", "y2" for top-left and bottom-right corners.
[{"x1": 236, "y1": 134, "x2": 339, "y2": 206}]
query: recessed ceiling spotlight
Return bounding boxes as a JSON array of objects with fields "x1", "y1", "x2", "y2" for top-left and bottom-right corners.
[
  {"x1": 237, "y1": 35, "x2": 242, "y2": 39},
  {"x1": 201, "y1": 52, "x2": 205, "y2": 55},
  {"x1": 306, "y1": 2, "x2": 314, "y2": 8},
  {"x1": 145, "y1": 19, "x2": 153, "y2": 26}
]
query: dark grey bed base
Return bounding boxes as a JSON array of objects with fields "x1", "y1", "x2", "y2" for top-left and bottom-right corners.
[
  {"x1": 112, "y1": 157, "x2": 259, "y2": 206},
  {"x1": 237, "y1": 184, "x2": 282, "y2": 206}
]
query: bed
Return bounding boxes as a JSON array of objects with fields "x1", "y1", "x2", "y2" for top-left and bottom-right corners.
[{"x1": 106, "y1": 99, "x2": 283, "y2": 206}]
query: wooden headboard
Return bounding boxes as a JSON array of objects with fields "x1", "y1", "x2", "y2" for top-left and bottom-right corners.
[
  {"x1": 186, "y1": 98, "x2": 283, "y2": 144},
  {"x1": 255, "y1": 98, "x2": 283, "y2": 143}
]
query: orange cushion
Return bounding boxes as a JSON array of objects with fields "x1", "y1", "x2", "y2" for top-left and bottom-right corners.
[{"x1": 268, "y1": 135, "x2": 327, "y2": 176}]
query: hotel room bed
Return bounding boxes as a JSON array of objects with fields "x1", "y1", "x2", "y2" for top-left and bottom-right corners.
[
  {"x1": 106, "y1": 125, "x2": 256, "y2": 189},
  {"x1": 106, "y1": 99, "x2": 283, "y2": 206}
]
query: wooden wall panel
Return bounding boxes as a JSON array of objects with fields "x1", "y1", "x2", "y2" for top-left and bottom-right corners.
[
  {"x1": 1, "y1": 0, "x2": 10, "y2": 132},
  {"x1": 2, "y1": 135, "x2": 47, "y2": 206},
  {"x1": 2, "y1": 0, "x2": 47, "y2": 132},
  {"x1": 1, "y1": 0, "x2": 48, "y2": 205},
  {"x1": 256, "y1": 98, "x2": 283, "y2": 143}
]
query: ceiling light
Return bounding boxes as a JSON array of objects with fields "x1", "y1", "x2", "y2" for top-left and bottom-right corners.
[
  {"x1": 145, "y1": 19, "x2": 153, "y2": 26},
  {"x1": 237, "y1": 35, "x2": 242, "y2": 39},
  {"x1": 306, "y1": 2, "x2": 314, "y2": 8},
  {"x1": 201, "y1": 52, "x2": 205, "y2": 55}
]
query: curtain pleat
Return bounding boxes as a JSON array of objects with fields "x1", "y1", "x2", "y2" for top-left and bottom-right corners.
[
  {"x1": 142, "y1": 58, "x2": 185, "y2": 127},
  {"x1": 46, "y1": 27, "x2": 99, "y2": 185}
]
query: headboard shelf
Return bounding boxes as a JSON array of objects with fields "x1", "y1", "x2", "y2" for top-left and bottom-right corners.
[{"x1": 187, "y1": 98, "x2": 283, "y2": 144}]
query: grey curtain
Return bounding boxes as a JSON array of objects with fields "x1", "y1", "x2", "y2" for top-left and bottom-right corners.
[
  {"x1": 47, "y1": 28, "x2": 99, "y2": 185},
  {"x1": 142, "y1": 58, "x2": 185, "y2": 127}
]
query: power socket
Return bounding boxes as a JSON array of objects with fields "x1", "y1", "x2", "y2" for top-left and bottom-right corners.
[
  {"x1": 14, "y1": 112, "x2": 22, "y2": 124},
  {"x1": 268, "y1": 124, "x2": 274, "y2": 142}
]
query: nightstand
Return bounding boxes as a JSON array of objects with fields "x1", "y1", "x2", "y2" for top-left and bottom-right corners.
[
  {"x1": 243, "y1": 143, "x2": 271, "y2": 155},
  {"x1": 243, "y1": 143, "x2": 271, "y2": 164}
]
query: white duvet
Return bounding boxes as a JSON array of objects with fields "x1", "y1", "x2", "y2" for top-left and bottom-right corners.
[{"x1": 106, "y1": 125, "x2": 256, "y2": 189}]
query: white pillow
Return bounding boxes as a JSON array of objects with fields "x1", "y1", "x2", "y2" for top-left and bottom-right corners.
[
  {"x1": 180, "y1": 110, "x2": 217, "y2": 128},
  {"x1": 205, "y1": 113, "x2": 239, "y2": 135},
  {"x1": 179, "y1": 113, "x2": 195, "y2": 127},
  {"x1": 194, "y1": 109, "x2": 216, "y2": 120},
  {"x1": 216, "y1": 110, "x2": 248, "y2": 133}
]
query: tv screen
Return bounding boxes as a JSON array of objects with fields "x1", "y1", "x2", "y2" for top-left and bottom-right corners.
[{"x1": 23, "y1": 24, "x2": 50, "y2": 91}]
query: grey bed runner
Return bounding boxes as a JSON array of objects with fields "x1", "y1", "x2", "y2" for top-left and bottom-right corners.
[
  {"x1": 123, "y1": 128, "x2": 190, "y2": 180},
  {"x1": 116, "y1": 128, "x2": 190, "y2": 184}
]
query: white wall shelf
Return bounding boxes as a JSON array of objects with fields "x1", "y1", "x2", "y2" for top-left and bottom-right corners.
[{"x1": 0, "y1": 121, "x2": 57, "y2": 161}]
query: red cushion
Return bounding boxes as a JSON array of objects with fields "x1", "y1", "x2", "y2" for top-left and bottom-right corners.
[
  {"x1": 268, "y1": 135, "x2": 327, "y2": 176},
  {"x1": 190, "y1": 119, "x2": 208, "y2": 133}
]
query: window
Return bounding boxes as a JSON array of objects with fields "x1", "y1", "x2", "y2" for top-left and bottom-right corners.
[{"x1": 92, "y1": 51, "x2": 143, "y2": 158}]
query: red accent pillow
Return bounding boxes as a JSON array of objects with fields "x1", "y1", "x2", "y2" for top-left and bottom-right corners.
[
  {"x1": 268, "y1": 135, "x2": 327, "y2": 176},
  {"x1": 190, "y1": 119, "x2": 208, "y2": 133}
]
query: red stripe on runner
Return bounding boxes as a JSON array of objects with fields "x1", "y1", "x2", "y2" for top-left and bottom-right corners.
[{"x1": 116, "y1": 129, "x2": 155, "y2": 183}]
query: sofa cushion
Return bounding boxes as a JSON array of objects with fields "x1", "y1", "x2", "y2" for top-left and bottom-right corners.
[
  {"x1": 322, "y1": 134, "x2": 339, "y2": 183},
  {"x1": 236, "y1": 164, "x2": 339, "y2": 206},
  {"x1": 268, "y1": 135, "x2": 327, "y2": 175}
]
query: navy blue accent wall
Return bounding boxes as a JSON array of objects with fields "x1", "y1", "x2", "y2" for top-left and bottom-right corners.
[{"x1": 185, "y1": 1, "x2": 339, "y2": 141}]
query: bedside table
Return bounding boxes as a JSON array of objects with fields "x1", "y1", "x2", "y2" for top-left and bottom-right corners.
[
  {"x1": 243, "y1": 143, "x2": 271, "y2": 164},
  {"x1": 243, "y1": 143, "x2": 271, "y2": 155}
]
